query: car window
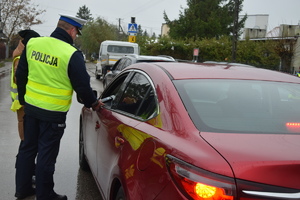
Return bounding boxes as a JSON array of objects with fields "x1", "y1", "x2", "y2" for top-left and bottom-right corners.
[
  {"x1": 115, "y1": 72, "x2": 157, "y2": 120},
  {"x1": 136, "y1": 87, "x2": 157, "y2": 119},
  {"x1": 175, "y1": 79, "x2": 300, "y2": 134},
  {"x1": 111, "y1": 59, "x2": 122, "y2": 70},
  {"x1": 115, "y1": 58, "x2": 127, "y2": 71},
  {"x1": 107, "y1": 45, "x2": 134, "y2": 54},
  {"x1": 101, "y1": 72, "x2": 132, "y2": 107},
  {"x1": 121, "y1": 59, "x2": 133, "y2": 70}
]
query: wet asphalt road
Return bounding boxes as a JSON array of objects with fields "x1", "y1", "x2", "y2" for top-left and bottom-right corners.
[{"x1": 0, "y1": 62, "x2": 103, "y2": 200}]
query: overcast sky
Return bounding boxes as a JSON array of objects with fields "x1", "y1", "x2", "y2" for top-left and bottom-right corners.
[{"x1": 31, "y1": 0, "x2": 300, "y2": 37}]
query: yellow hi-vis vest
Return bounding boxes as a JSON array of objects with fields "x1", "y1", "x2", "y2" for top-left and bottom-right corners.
[
  {"x1": 10, "y1": 56, "x2": 22, "y2": 112},
  {"x1": 25, "y1": 37, "x2": 76, "y2": 112}
]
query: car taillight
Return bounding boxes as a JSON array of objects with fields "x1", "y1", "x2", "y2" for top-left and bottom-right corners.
[
  {"x1": 286, "y1": 122, "x2": 300, "y2": 127},
  {"x1": 166, "y1": 155, "x2": 236, "y2": 200},
  {"x1": 286, "y1": 122, "x2": 300, "y2": 133}
]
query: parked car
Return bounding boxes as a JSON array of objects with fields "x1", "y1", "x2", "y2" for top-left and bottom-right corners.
[
  {"x1": 95, "y1": 40, "x2": 139, "y2": 79},
  {"x1": 79, "y1": 62, "x2": 300, "y2": 200},
  {"x1": 102, "y1": 54, "x2": 175, "y2": 88}
]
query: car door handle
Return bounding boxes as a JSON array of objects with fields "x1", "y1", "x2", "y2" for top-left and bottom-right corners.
[
  {"x1": 115, "y1": 136, "x2": 125, "y2": 148},
  {"x1": 95, "y1": 121, "x2": 100, "y2": 130}
]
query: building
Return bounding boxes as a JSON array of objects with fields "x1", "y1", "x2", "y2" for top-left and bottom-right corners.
[
  {"x1": 161, "y1": 23, "x2": 170, "y2": 37},
  {"x1": 244, "y1": 24, "x2": 300, "y2": 73},
  {"x1": 240, "y1": 14, "x2": 269, "y2": 39},
  {"x1": 241, "y1": 14, "x2": 300, "y2": 73}
]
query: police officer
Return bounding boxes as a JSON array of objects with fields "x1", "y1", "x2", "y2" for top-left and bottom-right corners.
[
  {"x1": 11, "y1": 30, "x2": 40, "y2": 140},
  {"x1": 15, "y1": 14, "x2": 103, "y2": 200}
]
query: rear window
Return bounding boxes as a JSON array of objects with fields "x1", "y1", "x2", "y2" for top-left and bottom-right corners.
[
  {"x1": 107, "y1": 45, "x2": 134, "y2": 54},
  {"x1": 175, "y1": 79, "x2": 300, "y2": 134}
]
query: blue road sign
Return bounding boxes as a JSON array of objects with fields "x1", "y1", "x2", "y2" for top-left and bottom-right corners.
[{"x1": 128, "y1": 23, "x2": 138, "y2": 33}]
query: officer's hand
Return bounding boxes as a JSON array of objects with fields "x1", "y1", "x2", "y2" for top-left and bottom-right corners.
[{"x1": 92, "y1": 100, "x2": 104, "y2": 111}]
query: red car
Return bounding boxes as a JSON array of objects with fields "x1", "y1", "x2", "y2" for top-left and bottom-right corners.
[{"x1": 79, "y1": 62, "x2": 300, "y2": 200}]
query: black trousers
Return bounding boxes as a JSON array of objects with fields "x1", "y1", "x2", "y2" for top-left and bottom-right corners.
[{"x1": 15, "y1": 114, "x2": 66, "y2": 200}]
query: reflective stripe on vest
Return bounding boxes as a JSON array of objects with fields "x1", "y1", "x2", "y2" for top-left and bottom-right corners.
[
  {"x1": 10, "y1": 56, "x2": 22, "y2": 112},
  {"x1": 25, "y1": 37, "x2": 76, "y2": 112}
]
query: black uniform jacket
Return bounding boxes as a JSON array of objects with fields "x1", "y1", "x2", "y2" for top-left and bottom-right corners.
[{"x1": 16, "y1": 27, "x2": 97, "y2": 122}]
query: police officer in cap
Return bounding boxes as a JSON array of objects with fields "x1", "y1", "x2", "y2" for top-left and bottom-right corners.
[{"x1": 15, "y1": 14, "x2": 103, "y2": 200}]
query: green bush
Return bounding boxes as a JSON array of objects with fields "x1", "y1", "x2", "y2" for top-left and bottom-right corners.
[{"x1": 137, "y1": 36, "x2": 280, "y2": 69}]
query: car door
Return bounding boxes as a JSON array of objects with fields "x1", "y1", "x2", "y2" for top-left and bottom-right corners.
[
  {"x1": 82, "y1": 107, "x2": 99, "y2": 175},
  {"x1": 96, "y1": 70, "x2": 159, "y2": 199},
  {"x1": 95, "y1": 71, "x2": 137, "y2": 198}
]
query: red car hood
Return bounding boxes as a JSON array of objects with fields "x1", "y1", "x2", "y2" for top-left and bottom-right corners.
[{"x1": 201, "y1": 132, "x2": 300, "y2": 189}]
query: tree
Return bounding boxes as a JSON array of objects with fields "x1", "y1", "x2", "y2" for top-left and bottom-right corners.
[
  {"x1": 76, "y1": 5, "x2": 93, "y2": 21},
  {"x1": 137, "y1": 24, "x2": 143, "y2": 36},
  {"x1": 274, "y1": 38, "x2": 297, "y2": 73},
  {"x1": 231, "y1": 0, "x2": 247, "y2": 61},
  {"x1": 163, "y1": 0, "x2": 246, "y2": 40},
  {"x1": 143, "y1": 30, "x2": 149, "y2": 37},
  {"x1": 151, "y1": 32, "x2": 156, "y2": 39},
  {"x1": 141, "y1": 36, "x2": 279, "y2": 69},
  {"x1": 1, "y1": 0, "x2": 45, "y2": 58},
  {"x1": 78, "y1": 17, "x2": 126, "y2": 58}
]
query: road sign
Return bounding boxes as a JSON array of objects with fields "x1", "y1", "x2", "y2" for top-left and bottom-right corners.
[
  {"x1": 128, "y1": 23, "x2": 138, "y2": 33},
  {"x1": 193, "y1": 48, "x2": 199, "y2": 56},
  {"x1": 128, "y1": 32, "x2": 137, "y2": 36},
  {"x1": 128, "y1": 35, "x2": 136, "y2": 43}
]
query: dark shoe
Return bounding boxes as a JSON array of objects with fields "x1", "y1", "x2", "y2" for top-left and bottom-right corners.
[
  {"x1": 15, "y1": 188, "x2": 35, "y2": 199},
  {"x1": 50, "y1": 193, "x2": 67, "y2": 200}
]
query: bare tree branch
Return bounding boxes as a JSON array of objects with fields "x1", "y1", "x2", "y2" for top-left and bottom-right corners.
[{"x1": 1, "y1": 0, "x2": 45, "y2": 41}]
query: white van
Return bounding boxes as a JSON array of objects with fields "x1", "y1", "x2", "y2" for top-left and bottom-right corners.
[{"x1": 95, "y1": 40, "x2": 139, "y2": 79}]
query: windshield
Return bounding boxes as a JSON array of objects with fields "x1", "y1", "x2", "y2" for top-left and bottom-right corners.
[{"x1": 174, "y1": 79, "x2": 300, "y2": 134}]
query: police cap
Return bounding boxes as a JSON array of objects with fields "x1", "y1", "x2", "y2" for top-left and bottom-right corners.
[{"x1": 59, "y1": 14, "x2": 87, "y2": 35}]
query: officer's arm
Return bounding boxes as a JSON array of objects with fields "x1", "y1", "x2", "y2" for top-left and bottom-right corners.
[
  {"x1": 68, "y1": 51, "x2": 97, "y2": 108},
  {"x1": 15, "y1": 48, "x2": 28, "y2": 105}
]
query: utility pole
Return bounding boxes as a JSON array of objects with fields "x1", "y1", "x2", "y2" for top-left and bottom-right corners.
[
  {"x1": 117, "y1": 18, "x2": 125, "y2": 40},
  {"x1": 118, "y1": 18, "x2": 125, "y2": 34},
  {"x1": 231, "y1": 0, "x2": 240, "y2": 62}
]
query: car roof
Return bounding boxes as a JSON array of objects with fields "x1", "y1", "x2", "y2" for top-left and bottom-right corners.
[
  {"x1": 127, "y1": 62, "x2": 300, "y2": 83},
  {"x1": 101, "y1": 40, "x2": 138, "y2": 46},
  {"x1": 125, "y1": 54, "x2": 175, "y2": 62}
]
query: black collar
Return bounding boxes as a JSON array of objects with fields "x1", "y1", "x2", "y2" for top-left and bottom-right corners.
[{"x1": 50, "y1": 27, "x2": 73, "y2": 45}]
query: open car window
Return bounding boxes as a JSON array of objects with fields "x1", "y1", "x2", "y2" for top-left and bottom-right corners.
[
  {"x1": 101, "y1": 71, "x2": 132, "y2": 108},
  {"x1": 101, "y1": 70, "x2": 158, "y2": 120}
]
